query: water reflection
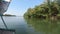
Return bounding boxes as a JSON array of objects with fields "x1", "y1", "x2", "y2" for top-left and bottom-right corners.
[{"x1": 24, "y1": 18, "x2": 60, "y2": 34}]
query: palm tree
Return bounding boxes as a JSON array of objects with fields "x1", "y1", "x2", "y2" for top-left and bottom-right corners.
[{"x1": 45, "y1": 0, "x2": 51, "y2": 19}]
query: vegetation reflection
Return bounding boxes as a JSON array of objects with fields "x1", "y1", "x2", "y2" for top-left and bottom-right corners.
[{"x1": 24, "y1": 18, "x2": 60, "y2": 34}]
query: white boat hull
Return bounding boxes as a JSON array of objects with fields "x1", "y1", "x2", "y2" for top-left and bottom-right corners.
[{"x1": 0, "y1": 1, "x2": 10, "y2": 15}]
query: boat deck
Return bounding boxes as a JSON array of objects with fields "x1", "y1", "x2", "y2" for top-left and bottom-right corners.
[{"x1": 0, "y1": 28, "x2": 15, "y2": 34}]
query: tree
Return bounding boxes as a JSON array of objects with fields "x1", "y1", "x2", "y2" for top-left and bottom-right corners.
[{"x1": 24, "y1": 0, "x2": 60, "y2": 18}]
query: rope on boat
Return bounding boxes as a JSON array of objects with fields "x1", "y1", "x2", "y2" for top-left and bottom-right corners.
[{"x1": 1, "y1": 16, "x2": 8, "y2": 29}]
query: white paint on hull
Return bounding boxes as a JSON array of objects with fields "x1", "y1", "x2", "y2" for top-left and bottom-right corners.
[{"x1": 5, "y1": 0, "x2": 11, "y2": 2}]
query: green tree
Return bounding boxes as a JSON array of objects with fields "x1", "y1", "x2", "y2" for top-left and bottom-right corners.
[{"x1": 24, "y1": 0, "x2": 60, "y2": 19}]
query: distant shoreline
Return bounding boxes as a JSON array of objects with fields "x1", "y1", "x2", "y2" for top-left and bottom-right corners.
[{"x1": 3, "y1": 14, "x2": 16, "y2": 16}]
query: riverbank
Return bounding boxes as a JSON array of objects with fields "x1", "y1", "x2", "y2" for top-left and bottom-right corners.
[{"x1": 24, "y1": 1, "x2": 60, "y2": 20}]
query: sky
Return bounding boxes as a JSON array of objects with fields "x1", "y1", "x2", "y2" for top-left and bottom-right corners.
[{"x1": 4, "y1": 0, "x2": 44, "y2": 16}]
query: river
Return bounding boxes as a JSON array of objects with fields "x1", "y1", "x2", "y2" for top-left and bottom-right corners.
[{"x1": 0, "y1": 16, "x2": 60, "y2": 34}]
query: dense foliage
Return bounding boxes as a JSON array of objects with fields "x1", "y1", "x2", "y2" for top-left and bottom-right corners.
[{"x1": 24, "y1": 0, "x2": 60, "y2": 19}]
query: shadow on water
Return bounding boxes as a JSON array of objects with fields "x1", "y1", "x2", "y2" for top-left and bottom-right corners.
[{"x1": 24, "y1": 17, "x2": 60, "y2": 34}]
